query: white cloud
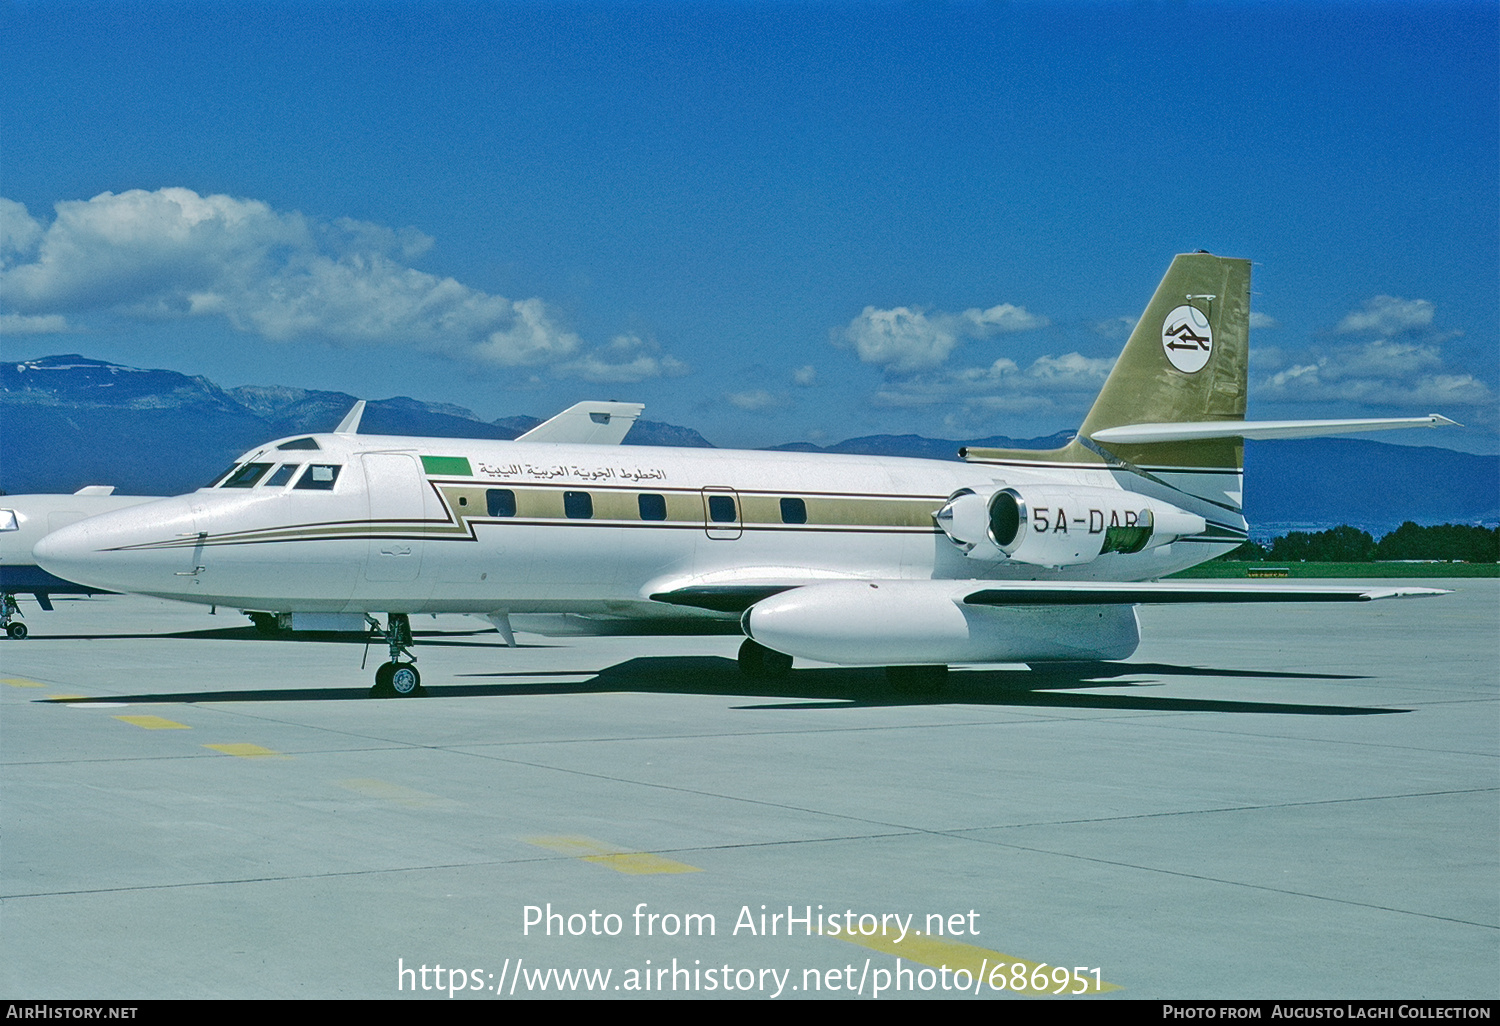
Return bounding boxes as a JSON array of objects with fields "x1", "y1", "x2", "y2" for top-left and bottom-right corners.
[
  {"x1": 873, "y1": 351, "x2": 1113, "y2": 409},
  {"x1": 835, "y1": 299, "x2": 1048, "y2": 372},
  {"x1": 725, "y1": 389, "x2": 783, "y2": 411},
  {"x1": 0, "y1": 312, "x2": 68, "y2": 334},
  {"x1": 0, "y1": 198, "x2": 44, "y2": 266},
  {"x1": 1256, "y1": 338, "x2": 1492, "y2": 408},
  {"x1": 838, "y1": 306, "x2": 958, "y2": 372},
  {"x1": 1335, "y1": 295, "x2": 1434, "y2": 335},
  {"x1": 554, "y1": 333, "x2": 689, "y2": 384},
  {"x1": 1249, "y1": 311, "x2": 1279, "y2": 330},
  {"x1": 0, "y1": 187, "x2": 651, "y2": 371},
  {"x1": 1090, "y1": 315, "x2": 1137, "y2": 339},
  {"x1": 792, "y1": 364, "x2": 817, "y2": 387}
]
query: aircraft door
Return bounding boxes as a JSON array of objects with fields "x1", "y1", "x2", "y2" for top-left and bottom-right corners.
[
  {"x1": 360, "y1": 453, "x2": 427, "y2": 582},
  {"x1": 701, "y1": 487, "x2": 742, "y2": 540}
]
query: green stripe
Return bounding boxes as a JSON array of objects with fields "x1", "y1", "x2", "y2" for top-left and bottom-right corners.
[{"x1": 421, "y1": 455, "x2": 472, "y2": 475}]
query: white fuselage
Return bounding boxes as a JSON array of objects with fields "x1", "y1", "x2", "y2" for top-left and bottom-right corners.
[{"x1": 32, "y1": 432, "x2": 1242, "y2": 619}]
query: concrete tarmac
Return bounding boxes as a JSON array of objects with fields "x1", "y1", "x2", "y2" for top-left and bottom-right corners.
[{"x1": 2, "y1": 583, "x2": 1495, "y2": 1000}]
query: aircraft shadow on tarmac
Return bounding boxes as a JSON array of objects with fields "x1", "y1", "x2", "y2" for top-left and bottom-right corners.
[{"x1": 43, "y1": 648, "x2": 1403, "y2": 716}]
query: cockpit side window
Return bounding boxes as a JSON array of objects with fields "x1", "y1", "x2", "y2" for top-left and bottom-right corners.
[
  {"x1": 294, "y1": 464, "x2": 342, "y2": 491},
  {"x1": 0, "y1": 510, "x2": 18, "y2": 532},
  {"x1": 265, "y1": 464, "x2": 299, "y2": 487},
  {"x1": 221, "y1": 463, "x2": 273, "y2": 488}
]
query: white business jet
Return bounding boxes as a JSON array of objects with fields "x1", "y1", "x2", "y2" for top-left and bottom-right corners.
[{"x1": 34, "y1": 254, "x2": 1453, "y2": 696}]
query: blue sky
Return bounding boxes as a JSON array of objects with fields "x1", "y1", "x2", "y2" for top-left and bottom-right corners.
[{"x1": 2, "y1": 1, "x2": 1496, "y2": 451}]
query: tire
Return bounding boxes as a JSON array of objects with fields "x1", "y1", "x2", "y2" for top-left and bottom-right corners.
[
  {"x1": 886, "y1": 664, "x2": 948, "y2": 692},
  {"x1": 738, "y1": 638, "x2": 792, "y2": 680},
  {"x1": 371, "y1": 661, "x2": 397, "y2": 698},
  {"x1": 6, "y1": 622, "x2": 27, "y2": 640},
  {"x1": 389, "y1": 662, "x2": 422, "y2": 696}
]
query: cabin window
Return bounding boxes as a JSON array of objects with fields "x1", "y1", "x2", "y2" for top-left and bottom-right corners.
[
  {"x1": 221, "y1": 463, "x2": 273, "y2": 488},
  {"x1": 707, "y1": 494, "x2": 737, "y2": 523},
  {"x1": 563, "y1": 491, "x2": 593, "y2": 519},
  {"x1": 779, "y1": 497, "x2": 807, "y2": 524},
  {"x1": 277, "y1": 437, "x2": 320, "y2": 450},
  {"x1": 294, "y1": 464, "x2": 341, "y2": 491},
  {"x1": 0, "y1": 510, "x2": 18, "y2": 532},
  {"x1": 486, "y1": 489, "x2": 516, "y2": 517},
  {"x1": 265, "y1": 464, "x2": 299, "y2": 487},
  {"x1": 638, "y1": 493, "x2": 667, "y2": 521}
]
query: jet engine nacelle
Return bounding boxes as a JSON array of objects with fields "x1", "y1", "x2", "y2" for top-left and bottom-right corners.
[
  {"x1": 936, "y1": 485, "x2": 1207, "y2": 567},
  {"x1": 742, "y1": 579, "x2": 1140, "y2": 666}
]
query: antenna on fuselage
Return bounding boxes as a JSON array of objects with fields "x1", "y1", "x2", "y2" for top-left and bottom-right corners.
[{"x1": 334, "y1": 400, "x2": 366, "y2": 435}]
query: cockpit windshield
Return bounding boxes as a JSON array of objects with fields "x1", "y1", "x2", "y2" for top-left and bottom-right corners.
[
  {"x1": 265, "y1": 464, "x2": 299, "y2": 487},
  {"x1": 212, "y1": 461, "x2": 342, "y2": 491},
  {"x1": 294, "y1": 464, "x2": 341, "y2": 490},
  {"x1": 221, "y1": 463, "x2": 274, "y2": 488}
]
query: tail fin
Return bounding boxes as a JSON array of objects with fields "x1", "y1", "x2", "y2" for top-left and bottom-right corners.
[
  {"x1": 1077, "y1": 252, "x2": 1250, "y2": 470},
  {"x1": 963, "y1": 252, "x2": 1251, "y2": 473}
]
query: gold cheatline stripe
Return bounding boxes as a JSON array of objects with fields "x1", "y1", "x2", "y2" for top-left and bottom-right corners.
[{"x1": 524, "y1": 835, "x2": 701, "y2": 875}]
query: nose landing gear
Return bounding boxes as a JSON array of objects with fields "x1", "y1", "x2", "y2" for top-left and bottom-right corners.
[
  {"x1": 367, "y1": 613, "x2": 423, "y2": 697},
  {"x1": 1, "y1": 594, "x2": 26, "y2": 640}
]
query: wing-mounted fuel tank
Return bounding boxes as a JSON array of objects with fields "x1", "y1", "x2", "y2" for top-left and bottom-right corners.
[
  {"x1": 742, "y1": 579, "x2": 1141, "y2": 665},
  {"x1": 934, "y1": 485, "x2": 1207, "y2": 567}
]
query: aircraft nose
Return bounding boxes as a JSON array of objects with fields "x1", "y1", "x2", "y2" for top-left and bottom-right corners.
[
  {"x1": 33, "y1": 498, "x2": 196, "y2": 594},
  {"x1": 33, "y1": 517, "x2": 119, "y2": 590}
]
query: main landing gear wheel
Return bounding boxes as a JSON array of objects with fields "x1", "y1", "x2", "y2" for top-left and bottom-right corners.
[
  {"x1": 886, "y1": 664, "x2": 948, "y2": 693},
  {"x1": 737, "y1": 638, "x2": 793, "y2": 680},
  {"x1": 6, "y1": 622, "x2": 28, "y2": 640},
  {"x1": 371, "y1": 661, "x2": 423, "y2": 698}
]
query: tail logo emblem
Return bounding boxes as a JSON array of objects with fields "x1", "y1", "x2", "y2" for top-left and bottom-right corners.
[{"x1": 1161, "y1": 305, "x2": 1213, "y2": 373}]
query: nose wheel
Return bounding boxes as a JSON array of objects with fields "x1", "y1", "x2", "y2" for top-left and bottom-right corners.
[
  {"x1": 367, "y1": 613, "x2": 425, "y2": 697},
  {"x1": 1, "y1": 594, "x2": 25, "y2": 640},
  {"x1": 373, "y1": 660, "x2": 422, "y2": 698}
]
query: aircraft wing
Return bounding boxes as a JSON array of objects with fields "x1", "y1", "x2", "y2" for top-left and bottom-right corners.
[
  {"x1": 516, "y1": 401, "x2": 645, "y2": 445},
  {"x1": 962, "y1": 581, "x2": 1448, "y2": 605},
  {"x1": 653, "y1": 578, "x2": 1448, "y2": 614}
]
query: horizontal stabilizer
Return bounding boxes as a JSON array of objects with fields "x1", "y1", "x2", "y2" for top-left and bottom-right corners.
[
  {"x1": 517, "y1": 401, "x2": 645, "y2": 445},
  {"x1": 1090, "y1": 415, "x2": 1458, "y2": 445},
  {"x1": 964, "y1": 581, "x2": 1448, "y2": 606}
]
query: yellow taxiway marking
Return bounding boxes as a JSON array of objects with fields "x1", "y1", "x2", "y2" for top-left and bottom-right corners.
[
  {"x1": 3, "y1": 678, "x2": 47, "y2": 688},
  {"x1": 524, "y1": 835, "x2": 702, "y2": 875},
  {"x1": 337, "y1": 778, "x2": 462, "y2": 810},
  {"x1": 114, "y1": 715, "x2": 191, "y2": 730},
  {"x1": 203, "y1": 743, "x2": 285, "y2": 759},
  {"x1": 836, "y1": 928, "x2": 1121, "y2": 995}
]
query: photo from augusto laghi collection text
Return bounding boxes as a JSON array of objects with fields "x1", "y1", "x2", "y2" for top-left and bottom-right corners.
[{"x1": 395, "y1": 902, "x2": 1116, "y2": 998}]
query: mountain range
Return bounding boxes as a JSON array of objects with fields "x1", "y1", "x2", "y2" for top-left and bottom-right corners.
[{"x1": 3, "y1": 354, "x2": 1495, "y2": 536}]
